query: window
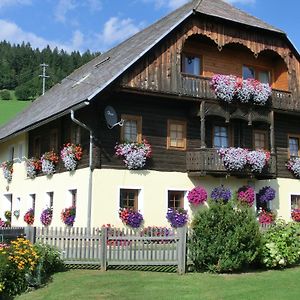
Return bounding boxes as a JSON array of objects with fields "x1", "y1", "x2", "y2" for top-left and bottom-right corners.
[
  {"x1": 121, "y1": 115, "x2": 142, "y2": 143},
  {"x1": 213, "y1": 126, "x2": 229, "y2": 148},
  {"x1": 242, "y1": 65, "x2": 271, "y2": 84},
  {"x1": 167, "y1": 120, "x2": 187, "y2": 150},
  {"x1": 182, "y1": 54, "x2": 202, "y2": 76},
  {"x1": 30, "y1": 194, "x2": 36, "y2": 213},
  {"x1": 253, "y1": 130, "x2": 268, "y2": 150},
  {"x1": 46, "y1": 192, "x2": 54, "y2": 208},
  {"x1": 50, "y1": 129, "x2": 58, "y2": 151},
  {"x1": 168, "y1": 191, "x2": 184, "y2": 210},
  {"x1": 291, "y1": 195, "x2": 300, "y2": 210},
  {"x1": 120, "y1": 189, "x2": 138, "y2": 210},
  {"x1": 33, "y1": 136, "x2": 41, "y2": 157},
  {"x1": 288, "y1": 135, "x2": 300, "y2": 158},
  {"x1": 70, "y1": 189, "x2": 77, "y2": 207}
]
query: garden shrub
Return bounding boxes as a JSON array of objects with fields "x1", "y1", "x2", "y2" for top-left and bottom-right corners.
[
  {"x1": 0, "y1": 90, "x2": 11, "y2": 100},
  {"x1": 260, "y1": 221, "x2": 300, "y2": 268},
  {"x1": 189, "y1": 201, "x2": 261, "y2": 273}
]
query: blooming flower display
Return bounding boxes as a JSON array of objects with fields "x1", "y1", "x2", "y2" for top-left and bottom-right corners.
[
  {"x1": 60, "y1": 143, "x2": 83, "y2": 171},
  {"x1": 26, "y1": 157, "x2": 42, "y2": 179},
  {"x1": 256, "y1": 186, "x2": 276, "y2": 203},
  {"x1": 40, "y1": 207, "x2": 53, "y2": 226},
  {"x1": 24, "y1": 208, "x2": 34, "y2": 225},
  {"x1": 291, "y1": 209, "x2": 300, "y2": 222},
  {"x1": 1, "y1": 160, "x2": 13, "y2": 183},
  {"x1": 246, "y1": 150, "x2": 270, "y2": 173},
  {"x1": 210, "y1": 185, "x2": 232, "y2": 202},
  {"x1": 166, "y1": 208, "x2": 188, "y2": 228},
  {"x1": 286, "y1": 157, "x2": 300, "y2": 178},
  {"x1": 218, "y1": 147, "x2": 248, "y2": 171},
  {"x1": 41, "y1": 151, "x2": 59, "y2": 175},
  {"x1": 115, "y1": 139, "x2": 152, "y2": 170},
  {"x1": 237, "y1": 185, "x2": 255, "y2": 207},
  {"x1": 258, "y1": 208, "x2": 276, "y2": 225},
  {"x1": 61, "y1": 206, "x2": 76, "y2": 226},
  {"x1": 210, "y1": 74, "x2": 272, "y2": 105},
  {"x1": 187, "y1": 186, "x2": 207, "y2": 206},
  {"x1": 119, "y1": 208, "x2": 144, "y2": 228}
]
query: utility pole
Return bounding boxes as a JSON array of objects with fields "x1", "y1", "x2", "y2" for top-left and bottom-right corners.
[{"x1": 39, "y1": 63, "x2": 49, "y2": 95}]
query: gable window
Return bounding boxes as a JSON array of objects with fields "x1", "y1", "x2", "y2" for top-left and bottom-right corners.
[
  {"x1": 120, "y1": 189, "x2": 138, "y2": 210},
  {"x1": 182, "y1": 54, "x2": 202, "y2": 76},
  {"x1": 253, "y1": 130, "x2": 268, "y2": 150},
  {"x1": 213, "y1": 126, "x2": 229, "y2": 149},
  {"x1": 121, "y1": 115, "x2": 142, "y2": 143},
  {"x1": 168, "y1": 191, "x2": 184, "y2": 210},
  {"x1": 167, "y1": 120, "x2": 187, "y2": 150},
  {"x1": 288, "y1": 135, "x2": 300, "y2": 158},
  {"x1": 50, "y1": 129, "x2": 58, "y2": 151},
  {"x1": 242, "y1": 65, "x2": 271, "y2": 84}
]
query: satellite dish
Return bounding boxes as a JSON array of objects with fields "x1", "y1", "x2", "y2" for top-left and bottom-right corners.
[{"x1": 104, "y1": 106, "x2": 124, "y2": 129}]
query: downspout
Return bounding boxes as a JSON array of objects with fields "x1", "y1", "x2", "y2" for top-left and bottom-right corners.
[{"x1": 71, "y1": 106, "x2": 93, "y2": 230}]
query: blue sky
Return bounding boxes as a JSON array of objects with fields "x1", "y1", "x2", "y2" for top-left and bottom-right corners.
[{"x1": 0, "y1": 0, "x2": 299, "y2": 53}]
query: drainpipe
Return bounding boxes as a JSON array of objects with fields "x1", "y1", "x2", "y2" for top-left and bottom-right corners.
[{"x1": 71, "y1": 106, "x2": 93, "y2": 230}]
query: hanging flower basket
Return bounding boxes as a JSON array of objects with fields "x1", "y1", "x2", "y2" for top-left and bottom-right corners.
[
  {"x1": 246, "y1": 150, "x2": 270, "y2": 173},
  {"x1": 60, "y1": 143, "x2": 83, "y2": 171},
  {"x1": 166, "y1": 208, "x2": 188, "y2": 228},
  {"x1": 286, "y1": 157, "x2": 300, "y2": 178},
  {"x1": 258, "y1": 208, "x2": 276, "y2": 224},
  {"x1": 40, "y1": 208, "x2": 53, "y2": 226},
  {"x1": 237, "y1": 186, "x2": 255, "y2": 207},
  {"x1": 115, "y1": 139, "x2": 152, "y2": 170},
  {"x1": 187, "y1": 186, "x2": 207, "y2": 206},
  {"x1": 1, "y1": 160, "x2": 13, "y2": 183},
  {"x1": 218, "y1": 148, "x2": 248, "y2": 171},
  {"x1": 24, "y1": 208, "x2": 34, "y2": 225},
  {"x1": 210, "y1": 185, "x2": 232, "y2": 203},
  {"x1": 61, "y1": 206, "x2": 76, "y2": 226},
  {"x1": 119, "y1": 208, "x2": 144, "y2": 228},
  {"x1": 291, "y1": 209, "x2": 300, "y2": 222},
  {"x1": 256, "y1": 186, "x2": 276, "y2": 203},
  {"x1": 41, "y1": 151, "x2": 59, "y2": 175},
  {"x1": 210, "y1": 74, "x2": 237, "y2": 103},
  {"x1": 26, "y1": 157, "x2": 42, "y2": 178}
]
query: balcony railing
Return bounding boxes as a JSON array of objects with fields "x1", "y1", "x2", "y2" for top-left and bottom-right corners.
[
  {"x1": 186, "y1": 148, "x2": 277, "y2": 178},
  {"x1": 181, "y1": 75, "x2": 296, "y2": 111}
]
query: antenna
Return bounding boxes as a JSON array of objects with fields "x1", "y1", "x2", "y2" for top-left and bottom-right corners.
[
  {"x1": 39, "y1": 63, "x2": 49, "y2": 95},
  {"x1": 104, "y1": 106, "x2": 124, "y2": 129}
]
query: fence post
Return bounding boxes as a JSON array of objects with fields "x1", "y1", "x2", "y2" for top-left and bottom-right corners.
[
  {"x1": 100, "y1": 227, "x2": 108, "y2": 271},
  {"x1": 177, "y1": 226, "x2": 187, "y2": 274},
  {"x1": 24, "y1": 226, "x2": 36, "y2": 244}
]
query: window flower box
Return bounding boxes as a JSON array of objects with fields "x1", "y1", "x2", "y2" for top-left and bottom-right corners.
[
  {"x1": 166, "y1": 208, "x2": 188, "y2": 228},
  {"x1": 61, "y1": 206, "x2": 76, "y2": 226},
  {"x1": 41, "y1": 151, "x2": 59, "y2": 175},
  {"x1": 1, "y1": 160, "x2": 13, "y2": 183},
  {"x1": 291, "y1": 209, "x2": 300, "y2": 222},
  {"x1": 60, "y1": 143, "x2": 83, "y2": 171},
  {"x1": 119, "y1": 208, "x2": 144, "y2": 228},
  {"x1": 286, "y1": 157, "x2": 300, "y2": 178},
  {"x1": 26, "y1": 157, "x2": 42, "y2": 179},
  {"x1": 115, "y1": 139, "x2": 152, "y2": 170}
]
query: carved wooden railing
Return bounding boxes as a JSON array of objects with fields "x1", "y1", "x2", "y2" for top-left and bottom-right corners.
[
  {"x1": 186, "y1": 148, "x2": 277, "y2": 178},
  {"x1": 181, "y1": 75, "x2": 297, "y2": 112}
]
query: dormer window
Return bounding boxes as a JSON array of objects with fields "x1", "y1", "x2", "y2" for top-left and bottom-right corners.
[
  {"x1": 242, "y1": 65, "x2": 271, "y2": 84},
  {"x1": 182, "y1": 53, "x2": 202, "y2": 76}
]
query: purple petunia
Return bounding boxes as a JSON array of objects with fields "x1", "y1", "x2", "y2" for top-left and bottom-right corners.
[
  {"x1": 256, "y1": 186, "x2": 276, "y2": 203},
  {"x1": 211, "y1": 185, "x2": 231, "y2": 202},
  {"x1": 166, "y1": 208, "x2": 188, "y2": 228}
]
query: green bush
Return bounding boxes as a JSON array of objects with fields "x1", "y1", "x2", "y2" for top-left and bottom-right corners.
[
  {"x1": 260, "y1": 221, "x2": 300, "y2": 268},
  {"x1": 0, "y1": 90, "x2": 11, "y2": 100},
  {"x1": 189, "y1": 201, "x2": 262, "y2": 273}
]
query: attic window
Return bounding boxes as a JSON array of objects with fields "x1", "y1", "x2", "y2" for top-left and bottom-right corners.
[
  {"x1": 71, "y1": 73, "x2": 91, "y2": 88},
  {"x1": 182, "y1": 53, "x2": 202, "y2": 76}
]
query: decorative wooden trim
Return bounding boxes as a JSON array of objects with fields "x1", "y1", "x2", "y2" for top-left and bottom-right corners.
[
  {"x1": 120, "y1": 114, "x2": 142, "y2": 143},
  {"x1": 167, "y1": 119, "x2": 187, "y2": 151},
  {"x1": 288, "y1": 134, "x2": 300, "y2": 158},
  {"x1": 253, "y1": 129, "x2": 269, "y2": 150}
]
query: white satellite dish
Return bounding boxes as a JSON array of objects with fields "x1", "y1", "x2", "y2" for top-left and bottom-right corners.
[{"x1": 104, "y1": 106, "x2": 124, "y2": 129}]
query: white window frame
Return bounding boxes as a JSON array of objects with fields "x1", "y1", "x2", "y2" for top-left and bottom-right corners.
[{"x1": 165, "y1": 188, "x2": 188, "y2": 212}]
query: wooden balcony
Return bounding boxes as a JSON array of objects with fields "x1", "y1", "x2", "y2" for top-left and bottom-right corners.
[
  {"x1": 181, "y1": 75, "x2": 297, "y2": 112},
  {"x1": 186, "y1": 148, "x2": 277, "y2": 179}
]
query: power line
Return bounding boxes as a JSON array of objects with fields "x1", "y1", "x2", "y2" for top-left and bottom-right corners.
[{"x1": 39, "y1": 63, "x2": 49, "y2": 95}]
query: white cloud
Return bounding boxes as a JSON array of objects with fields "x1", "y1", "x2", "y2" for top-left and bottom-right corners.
[
  {"x1": 86, "y1": 0, "x2": 102, "y2": 11},
  {"x1": 54, "y1": 0, "x2": 77, "y2": 23},
  {"x1": 98, "y1": 17, "x2": 141, "y2": 47},
  {"x1": 143, "y1": 0, "x2": 189, "y2": 10},
  {"x1": 0, "y1": 0, "x2": 31, "y2": 8},
  {"x1": 224, "y1": 0, "x2": 256, "y2": 4},
  {"x1": 0, "y1": 19, "x2": 84, "y2": 52}
]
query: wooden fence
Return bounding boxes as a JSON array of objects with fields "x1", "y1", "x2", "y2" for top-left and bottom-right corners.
[{"x1": 32, "y1": 226, "x2": 187, "y2": 274}]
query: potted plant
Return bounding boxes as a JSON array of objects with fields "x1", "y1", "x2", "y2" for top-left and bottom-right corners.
[
  {"x1": 187, "y1": 186, "x2": 207, "y2": 206},
  {"x1": 237, "y1": 186, "x2": 255, "y2": 207},
  {"x1": 115, "y1": 139, "x2": 152, "y2": 170},
  {"x1": 210, "y1": 185, "x2": 232, "y2": 203},
  {"x1": 218, "y1": 147, "x2": 248, "y2": 171},
  {"x1": 60, "y1": 143, "x2": 83, "y2": 171},
  {"x1": 1, "y1": 160, "x2": 13, "y2": 183},
  {"x1": 61, "y1": 206, "x2": 76, "y2": 226},
  {"x1": 41, "y1": 151, "x2": 59, "y2": 175},
  {"x1": 246, "y1": 150, "x2": 270, "y2": 173},
  {"x1": 40, "y1": 207, "x2": 53, "y2": 226},
  {"x1": 24, "y1": 208, "x2": 34, "y2": 225},
  {"x1": 119, "y1": 208, "x2": 144, "y2": 228},
  {"x1": 166, "y1": 208, "x2": 188, "y2": 228},
  {"x1": 26, "y1": 157, "x2": 42, "y2": 178}
]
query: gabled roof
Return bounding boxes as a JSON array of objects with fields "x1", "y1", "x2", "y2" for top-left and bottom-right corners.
[{"x1": 0, "y1": 0, "x2": 289, "y2": 141}]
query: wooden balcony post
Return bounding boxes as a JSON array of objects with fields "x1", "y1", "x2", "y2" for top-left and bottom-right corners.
[
  {"x1": 269, "y1": 110, "x2": 275, "y2": 154},
  {"x1": 200, "y1": 101, "x2": 206, "y2": 149}
]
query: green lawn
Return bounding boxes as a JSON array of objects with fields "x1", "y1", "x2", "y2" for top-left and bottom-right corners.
[
  {"x1": 16, "y1": 267, "x2": 300, "y2": 300},
  {"x1": 0, "y1": 99, "x2": 31, "y2": 126}
]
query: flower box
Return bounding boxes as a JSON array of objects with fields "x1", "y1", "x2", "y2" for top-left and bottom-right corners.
[
  {"x1": 41, "y1": 151, "x2": 59, "y2": 175},
  {"x1": 60, "y1": 143, "x2": 83, "y2": 171},
  {"x1": 119, "y1": 208, "x2": 144, "y2": 228},
  {"x1": 61, "y1": 206, "x2": 76, "y2": 226},
  {"x1": 286, "y1": 157, "x2": 300, "y2": 178},
  {"x1": 1, "y1": 160, "x2": 13, "y2": 183},
  {"x1": 166, "y1": 208, "x2": 188, "y2": 228},
  {"x1": 26, "y1": 157, "x2": 42, "y2": 179}
]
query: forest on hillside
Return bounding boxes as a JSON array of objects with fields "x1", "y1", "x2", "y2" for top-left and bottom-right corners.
[{"x1": 0, "y1": 41, "x2": 99, "y2": 100}]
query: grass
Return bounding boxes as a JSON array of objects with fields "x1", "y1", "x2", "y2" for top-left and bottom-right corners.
[
  {"x1": 0, "y1": 99, "x2": 31, "y2": 126},
  {"x1": 16, "y1": 267, "x2": 300, "y2": 300}
]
